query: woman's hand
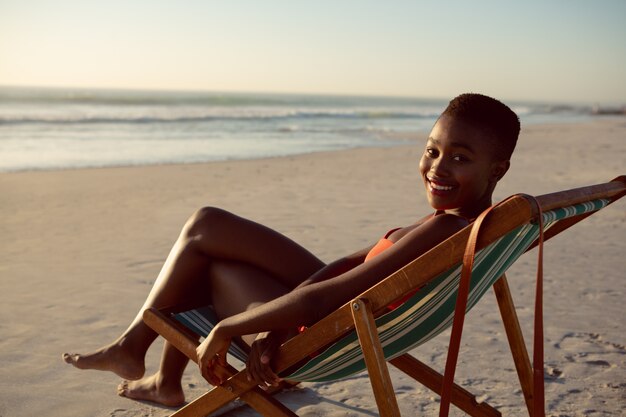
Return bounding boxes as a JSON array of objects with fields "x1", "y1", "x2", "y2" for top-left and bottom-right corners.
[
  {"x1": 246, "y1": 330, "x2": 285, "y2": 388},
  {"x1": 196, "y1": 324, "x2": 232, "y2": 386}
]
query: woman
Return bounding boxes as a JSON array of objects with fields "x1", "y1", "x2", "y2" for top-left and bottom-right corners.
[{"x1": 63, "y1": 93, "x2": 519, "y2": 406}]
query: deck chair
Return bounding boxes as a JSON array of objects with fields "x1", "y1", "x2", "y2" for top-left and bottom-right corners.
[{"x1": 143, "y1": 177, "x2": 625, "y2": 417}]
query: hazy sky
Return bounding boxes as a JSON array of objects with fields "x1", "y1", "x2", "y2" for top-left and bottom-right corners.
[{"x1": 2, "y1": 0, "x2": 625, "y2": 103}]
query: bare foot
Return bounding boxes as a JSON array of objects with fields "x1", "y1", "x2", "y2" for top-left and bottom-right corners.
[
  {"x1": 117, "y1": 373, "x2": 185, "y2": 407},
  {"x1": 62, "y1": 341, "x2": 145, "y2": 380}
]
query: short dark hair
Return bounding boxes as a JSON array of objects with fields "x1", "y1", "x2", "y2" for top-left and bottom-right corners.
[{"x1": 441, "y1": 93, "x2": 520, "y2": 161}]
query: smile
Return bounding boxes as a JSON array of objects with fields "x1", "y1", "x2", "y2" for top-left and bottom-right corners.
[
  {"x1": 426, "y1": 177, "x2": 456, "y2": 193},
  {"x1": 430, "y1": 183, "x2": 454, "y2": 191}
]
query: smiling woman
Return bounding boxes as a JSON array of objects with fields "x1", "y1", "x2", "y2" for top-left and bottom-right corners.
[{"x1": 61, "y1": 93, "x2": 524, "y2": 407}]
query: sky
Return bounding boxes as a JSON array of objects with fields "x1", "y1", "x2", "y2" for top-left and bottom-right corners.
[{"x1": 1, "y1": 0, "x2": 625, "y2": 104}]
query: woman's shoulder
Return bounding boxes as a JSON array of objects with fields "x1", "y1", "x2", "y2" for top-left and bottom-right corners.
[
  {"x1": 430, "y1": 212, "x2": 471, "y2": 228},
  {"x1": 390, "y1": 212, "x2": 469, "y2": 242},
  {"x1": 415, "y1": 211, "x2": 470, "y2": 230},
  {"x1": 401, "y1": 213, "x2": 468, "y2": 245}
]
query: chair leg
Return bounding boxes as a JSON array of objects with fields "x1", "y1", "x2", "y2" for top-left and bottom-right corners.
[
  {"x1": 352, "y1": 298, "x2": 402, "y2": 417},
  {"x1": 171, "y1": 383, "x2": 298, "y2": 417},
  {"x1": 493, "y1": 274, "x2": 534, "y2": 415},
  {"x1": 389, "y1": 354, "x2": 501, "y2": 417}
]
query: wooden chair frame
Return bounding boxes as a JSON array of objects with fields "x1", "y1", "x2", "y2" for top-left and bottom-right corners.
[{"x1": 143, "y1": 177, "x2": 625, "y2": 417}]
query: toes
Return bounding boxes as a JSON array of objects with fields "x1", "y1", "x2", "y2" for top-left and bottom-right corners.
[
  {"x1": 117, "y1": 381, "x2": 129, "y2": 396},
  {"x1": 62, "y1": 353, "x2": 77, "y2": 364}
]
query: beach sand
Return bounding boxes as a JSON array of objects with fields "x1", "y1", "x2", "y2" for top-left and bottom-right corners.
[{"x1": 0, "y1": 118, "x2": 624, "y2": 416}]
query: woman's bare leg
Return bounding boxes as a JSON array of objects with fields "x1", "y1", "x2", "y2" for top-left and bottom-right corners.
[
  {"x1": 118, "y1": 259, "x2": 296, "y2": 406},
  {"x1": 63, "y1": 207, "x2": 324, "y2": 380}
]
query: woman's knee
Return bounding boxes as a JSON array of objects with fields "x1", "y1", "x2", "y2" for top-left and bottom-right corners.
[{"x1": 183, "y1": 206, "x2": 232, "y2": 238}]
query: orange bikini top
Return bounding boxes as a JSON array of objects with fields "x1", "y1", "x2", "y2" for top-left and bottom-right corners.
[
  {"x1": 366, "y1": 212, "x2": 466, "y2": 263},
  {"x1": 364, "y1": 228, "x2": 400, "y2": 262},
  {"x1": 364, "y1": 227, "x2": 418, "y2": 310}
]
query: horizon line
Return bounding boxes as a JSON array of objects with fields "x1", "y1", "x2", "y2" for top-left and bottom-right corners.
[{"x1": 0, "y1": 83, "x2": 601, "y2": 106}]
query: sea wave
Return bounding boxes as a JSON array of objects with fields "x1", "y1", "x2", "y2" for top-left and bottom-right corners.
[{"x1": 0, "y1": 109, "x2": 441, "y2": 125}]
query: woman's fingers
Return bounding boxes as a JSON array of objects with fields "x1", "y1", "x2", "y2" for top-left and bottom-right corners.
[
  {"x1": 199, "y1": 357, "x2": 217, "y2": 385},
  {"x1": 258, "y1": 365, "x2": 281, "y2": 386},
  {"x1": 196, "y1": 324, "x2": 233, "y2": 386},
  {"x1": 199, "y1": 355, "x2": 232, "y2": 386},
  {"x1": 213, "y1": 355, "x2": 232, "y2": 383},
  {"x1": 258, "y1": 349, "x2": 281, "y2": 385},
  {"x1": 246, "y1": 345, "x2": 266, "y2": 386},
  {"x1": 246, "y1": 338, "x2": 282, "y2": 387}
]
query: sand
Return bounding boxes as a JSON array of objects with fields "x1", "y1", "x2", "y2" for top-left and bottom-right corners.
[{"x1": 0, "y1": 118, "x2": 624, "y2": 417}]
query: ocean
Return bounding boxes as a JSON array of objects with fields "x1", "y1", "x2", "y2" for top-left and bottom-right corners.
[{"x1": 0, "y1": 86, "x2": 594, "y2": 172}]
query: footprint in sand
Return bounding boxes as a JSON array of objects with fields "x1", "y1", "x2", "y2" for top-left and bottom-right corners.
[
  {"x1": 109, "y1": 408, "x2": 154, "y2": 417},
  {"x1": 552, "y1": 331, "x2": 622, "y2": 380},
  {"x1": 554, "y1": 332, "x2": 624, "y2": 357}
]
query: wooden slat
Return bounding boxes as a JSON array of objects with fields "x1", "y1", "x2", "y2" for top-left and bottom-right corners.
[
  {"x1": 535, "y1": 177, "x2": 625, "y2": 212},
  {"x1": 143, "y1": 308, "x2": 199, "y2": 361},
  {"x1": 351, "y1": 298, "x2": 401, "y2": 417},
  {"x1": 172, "y1": 383, "x2": 298, "y2": 417},
  {"x1": 493, "y1": 275, "x2": 534, "y2": 415}
]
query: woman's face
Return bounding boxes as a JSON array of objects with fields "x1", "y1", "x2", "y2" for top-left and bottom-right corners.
[{"x1": 419, "y1": 115, "x2": 509, "y2": 219}]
